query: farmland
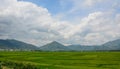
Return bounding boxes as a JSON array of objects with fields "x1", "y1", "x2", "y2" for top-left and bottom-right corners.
[{"x1": 0, "y1": 51, "x2": 120, "y2": 69}]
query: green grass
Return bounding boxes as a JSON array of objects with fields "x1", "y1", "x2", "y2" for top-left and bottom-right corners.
[{"x1": 0, "y1": 51, "x2": 120, "y2": 69}]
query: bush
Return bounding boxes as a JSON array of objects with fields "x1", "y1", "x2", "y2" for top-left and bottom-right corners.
[{"x1": 0, "y1": 61, "x2": 38, "y2": 69}]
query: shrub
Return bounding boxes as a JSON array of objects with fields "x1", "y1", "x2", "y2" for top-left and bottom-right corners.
[{"x1": 0, "y1": 61, "x2": 38, "y2": 69}]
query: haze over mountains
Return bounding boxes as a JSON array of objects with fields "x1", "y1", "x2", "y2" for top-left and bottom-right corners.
[
  {"x1": 39, "y1": 41, "x2": 71, "y2": 51},
  {"x1": 0, "y1": 39, "x2": 38, "y2": 50},
  {"x1": 0, "y1": 39, "x2": 120, "y2": 51}
]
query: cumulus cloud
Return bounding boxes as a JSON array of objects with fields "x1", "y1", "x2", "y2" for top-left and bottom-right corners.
[
  {"x1": 0, "y1": 0, "x2": 120, "y2": 46},
  {"x1": 0, "y1": 0, "x2": 49, "y2": 44},
  {"x1": 57, "y1": 11, "x2": 120, "y2": 45},
  {"x1": 0, "y1": 0, "x2": 73, "y2": 46}
]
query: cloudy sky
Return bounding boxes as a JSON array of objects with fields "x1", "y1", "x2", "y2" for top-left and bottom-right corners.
[{"x1": 0, "y1": 0, "x2": 120, "y2": 46}]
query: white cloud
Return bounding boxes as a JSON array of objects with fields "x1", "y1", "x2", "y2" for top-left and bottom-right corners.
[
  {"x1": 58, "y1": 11, "x2": 120, "y2": 45},
  {"x1": 0, "y1": 0, "x2": 73, "y2": 46},
  {"x1": 83, "y1": 0, "x2": 105, "y2": 7},
  {"x1": 63, "y1": 0, "x2": 106, "y2": 13},
  {"x1": 0, "y1": 0, "x2": 120, "y2": 46},
  {"x1": 74, "y1": 11, "x2": 120, "y2": 45}
]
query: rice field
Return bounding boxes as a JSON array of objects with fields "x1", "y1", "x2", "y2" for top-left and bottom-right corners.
[{"x1": 0, "y1": 51, "x2": 120, "y2": 69}]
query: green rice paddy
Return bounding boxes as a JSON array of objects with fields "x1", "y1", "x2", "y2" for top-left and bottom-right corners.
[{"x1": 0, "y1": 51, "x2": 120, "y2": 69}]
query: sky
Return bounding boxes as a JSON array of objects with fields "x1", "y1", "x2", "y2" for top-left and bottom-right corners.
[{"x1": 0, "y1": 0, "x2": 120, "y2": 46}]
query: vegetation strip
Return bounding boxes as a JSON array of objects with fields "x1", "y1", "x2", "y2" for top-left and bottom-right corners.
[
  {"x1": 0, "y1": 52, "x2": 120, "y2": 69},
  {"x1": 0, "y1": 61, "x2": 38, "y2": 69}
]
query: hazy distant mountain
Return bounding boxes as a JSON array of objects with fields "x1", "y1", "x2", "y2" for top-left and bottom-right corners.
[
  {"x1": 0, "y1": 39, "x2": 38, "y2": 50},
  {"x1": 68, "y1": 45, "x2": 112, "y2": 51},
  {"x1": 0, "y1": 39, "x2": 120, "y2": 51},
  {"x1": 68, "y1": 39, "x2": 120, "y2": 51},
  {"x1": 68, "y1": 45, "x2": 99, "y2": 51},
  {"x1": 68, "y1": 45, "x2": 94, "y2": 51},
  {"x1": 101, "y1": 39, "x2": 120, "y2": 50},
  {"x1": 39, "y1": 41, "x2": 71, "y2": 51}
]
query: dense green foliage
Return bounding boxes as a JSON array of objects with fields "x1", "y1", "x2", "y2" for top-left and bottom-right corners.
[
  {"x1": 0, "y1": 61, "x2": 38, "y2": 69},
  {"x1": 0, "y1": 52, "x2": 120, "y2": 69}
]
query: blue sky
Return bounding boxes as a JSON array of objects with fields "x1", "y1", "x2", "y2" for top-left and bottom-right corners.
[
  {"x1": 21, "y1": 0, "x2": 89, "y2": 17},
  {"x1": 0, "y1": 0, "x2": 120, "y2": 46},
  {"x1": 21, "y1": 0, "x2": 120, "y2": 21},
  {"x1": 22, "y1": 0, "x2": 70, "y2": 14}
]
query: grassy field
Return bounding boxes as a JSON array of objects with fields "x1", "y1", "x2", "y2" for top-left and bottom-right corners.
[{"x1": 0, "y1": 51, "x2": 120, "y2": 69}]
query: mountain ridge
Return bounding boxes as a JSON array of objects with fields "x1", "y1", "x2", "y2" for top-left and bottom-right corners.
[
  {"x1": 0, "y1": 39, "x2": 120, "y2": 51},
  {"x1": 39, "y1": 41, "x2": 71, "y2": 51},
  {"x1": 68, "y1": 39, "x2": 120, "y2": 51},
  {"x1": 0, "y1": 39, "x2": 38, "y2": 50}
]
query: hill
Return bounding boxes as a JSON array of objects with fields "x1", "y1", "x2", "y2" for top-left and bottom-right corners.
[
  {"x1": 68, "y1": 39, "x2": 120, "y2": 51},
  {"x1": 102, "y1": 39, "x2": 120, "y2": 50},
  {"x1": 0, "y1": 39, "x2": 120, "y2": 51},
  {"x1": 68, "y1": 45, "x2": 99, "y2": 51},
  {"x1": 39, "y1": 41, "x2": 71, "y2": 51},
  {"x1": 0, "y1": 39, "x2": 38, "y2": 50}
]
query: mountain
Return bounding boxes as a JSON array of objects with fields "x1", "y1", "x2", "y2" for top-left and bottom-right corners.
[
  {"x1": 68, "y1": 39, "x2": 120, "y2": 51},
  {"x1": 0, "y1": 39, "x2": 38, "y2": 50},
  {"x1": 101, "y1": 39, "x2": 120, "y2": 50},
  {"x1": 68, "y1": 45, "x2": 99, "y2": 51},
  {"x1": 0, "y1": 39, "x2": 120, "y2": 51},
  {"x1": 39, "y1": 41, "x2": 71, "y2": 51}
]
